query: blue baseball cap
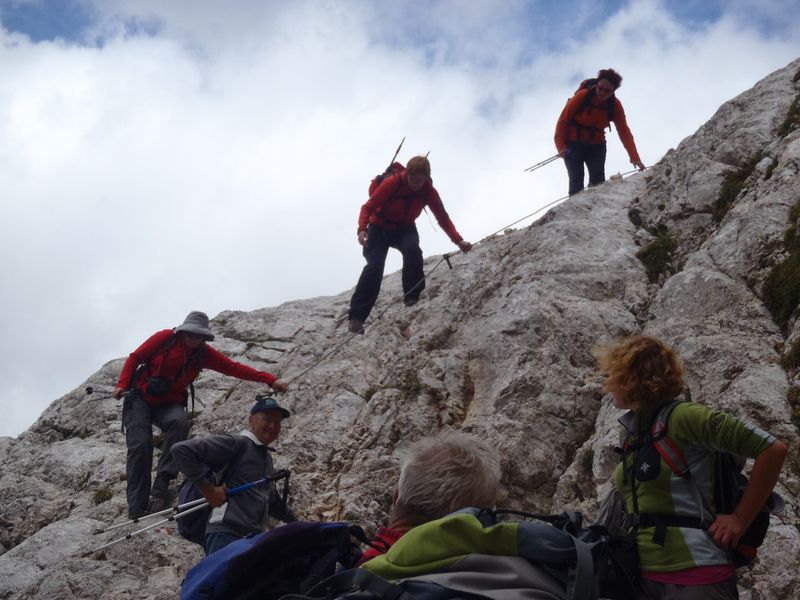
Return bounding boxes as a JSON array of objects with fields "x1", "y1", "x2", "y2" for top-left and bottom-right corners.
[{"x1": 251, "y1": 395, "x2": 291, "y2": 419}]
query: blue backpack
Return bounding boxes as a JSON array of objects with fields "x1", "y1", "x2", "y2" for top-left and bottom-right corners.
[{"x1": 181, "y1": 521, "x2": 362, "y2": 600}]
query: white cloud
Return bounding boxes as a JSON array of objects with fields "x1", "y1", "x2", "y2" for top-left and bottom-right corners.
[{"x1": 0, "y1": 0, "x2": 797, "y2": 436}]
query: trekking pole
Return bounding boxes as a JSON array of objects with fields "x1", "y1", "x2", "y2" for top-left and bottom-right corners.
[
  {"x1": 84, "y1": 470, "x2": 291, "y2": 556},
  {"x1": 92, "y1": 496, "x2": 209, "y2": 534},
  {"x1": 387, "y1": 136, "x2": 405, "y2": 168},
  {"x1": 85, "y1": 386, "x2": 117, "y2": 401},
  {"x1": 84, "y1": 500, "x2": 211, "y2": 556},
  {"x1": 523, "y1": 153, "x2": 561, "y2": 172}
]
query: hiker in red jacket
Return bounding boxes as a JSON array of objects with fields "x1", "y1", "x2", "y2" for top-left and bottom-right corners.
[
  {"x1": 554, "y1": 68, "x2": 645, "y2": 196},
  {"x1": 348, "y1": 156, "x2": 472, "y2": 333},
  {"x1": 113, "y1": 311, "x2": 288, "y2": 519}
]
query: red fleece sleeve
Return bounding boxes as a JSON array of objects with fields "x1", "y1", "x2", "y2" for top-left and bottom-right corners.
[
  {"x1": 427, "y1": 188, "x2": 463, "y2": 244},
  {"x1": 201, "y1": 345, "x2": 277, "y2": 385},
  {"x1": 612, "y1": 99, "x2": 641, "y2": 164}
]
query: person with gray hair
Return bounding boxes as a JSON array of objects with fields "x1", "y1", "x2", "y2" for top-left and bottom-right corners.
[
  {"x1": 358, "y1": 430, "x2": 501, "y2": 564},
  {"x1": 113, "y1": 311, "x2": 289, "y2": 519}
]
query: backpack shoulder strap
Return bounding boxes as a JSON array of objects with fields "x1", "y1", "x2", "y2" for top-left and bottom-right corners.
[
  {"x1": 651, "y1": 400, "x2": 711, "y2": 525},
  {"x1": 651, "y1": 400, "x2": 690, "y2": 477}
]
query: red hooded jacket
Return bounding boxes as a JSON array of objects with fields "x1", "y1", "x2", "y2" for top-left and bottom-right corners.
[
  {"x1": 116, "y1": 329, "x2": 277, "y2": 407},
  {"x1": 357, "y1": 172, "x2": 463, "y2": 244}
]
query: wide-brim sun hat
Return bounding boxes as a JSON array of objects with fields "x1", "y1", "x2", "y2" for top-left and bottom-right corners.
[{"x1": 175, "y1": 311, "x2": 215, "y2": 341}]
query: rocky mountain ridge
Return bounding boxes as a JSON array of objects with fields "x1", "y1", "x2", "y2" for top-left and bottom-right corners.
[{"x1": 1, "y1": 58, "x2": 799, "y2": 599}]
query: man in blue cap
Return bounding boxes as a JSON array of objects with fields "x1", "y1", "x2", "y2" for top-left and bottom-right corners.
[{"x1": 172, "y1": 394, "x2": 297, "y2": 555}]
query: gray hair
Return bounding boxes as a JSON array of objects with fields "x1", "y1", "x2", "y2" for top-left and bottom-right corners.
[{"x1": 395, "y1": 431, "x2": 501, "y2": 522}]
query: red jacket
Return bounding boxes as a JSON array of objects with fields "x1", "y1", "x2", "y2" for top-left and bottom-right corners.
[
  {"x1": 357, "y1": 172, "x2": 463, "y2": 244},
  {"x1": 356, "y1": 526, "x2": 408, "y2": 566},
  {"x1": 116, "y1": 329, "x2": 277, "y2": 407},
  {"x1": 554, "y1": 88, "x2": 641, "y2": 163}
]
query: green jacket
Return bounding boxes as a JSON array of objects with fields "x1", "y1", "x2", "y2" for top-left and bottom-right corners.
[{"x1": 615, "y1": 401, "x2": 774, "y2": 572}]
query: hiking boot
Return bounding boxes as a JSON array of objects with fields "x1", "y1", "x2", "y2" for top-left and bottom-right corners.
[
  {"x1": 348, "y1": 318, "x2": 364, "y2": 334},
  {"x1": 404, "y1": 296, "x2": 419, "y2": 307},
  {"x1": 128, "y1": 508, "x2": 147, "y2": 521},
  {"x1": 150, "y1": 473, "x2": 174, "y2": 510}
]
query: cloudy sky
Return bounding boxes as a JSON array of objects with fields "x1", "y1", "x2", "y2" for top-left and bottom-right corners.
[{"x1": 1, "y1": 0, "x2": 797, "y2": 437}]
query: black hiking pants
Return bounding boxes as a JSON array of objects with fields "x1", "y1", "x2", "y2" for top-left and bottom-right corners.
[
  {"x1": 123, "y1": 393, "x2": 189, "y2": 515},
  {"x1": 564, "y1": 141, "x2": 607, "y2": 196},
  {"x1": 348, "y1": 224, "x2": 424, "y2": 322}
]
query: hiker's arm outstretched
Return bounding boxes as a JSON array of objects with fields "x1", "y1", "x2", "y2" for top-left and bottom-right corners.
[
  {"x1": 427, "y1": 190, "x2": 467, "y2": 249},
  {"x1": 202, "y1": 346, "x2": 287, "y2": 392},
  {"x1": 708, "y1": 439, "x2": 787, "y2": 550},
  {"x1": 611, "y1": 99, "x2": 643, "y2": 169}
]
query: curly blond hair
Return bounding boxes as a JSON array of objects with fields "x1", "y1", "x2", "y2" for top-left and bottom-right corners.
[{"x1": 596, "y1": 335, "x2": 685, "y2": 407}]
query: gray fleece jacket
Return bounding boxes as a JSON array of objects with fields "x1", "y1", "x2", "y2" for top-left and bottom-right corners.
[{"x1": 172, "y1": 430, "x2": 294, "y2": 538}]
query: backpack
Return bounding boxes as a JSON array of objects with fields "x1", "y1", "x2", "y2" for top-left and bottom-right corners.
[
  {"x1": 280, "y1": 508, "x2": 640, "y2": 600},
  {"x1": 369, "y1": 162, "x2": 405, "y2": 196},
  {"x1": 180, "y1": 521, "x2": 362, "y2": 600},
  {"x1": 176, "y1": 436, "x2": 251, "y2": 545},
  {"x1": 618, "y1": 399, "x2": 785, "y2": 568},
  {"x1": 366, "y1": 162, "x2": 430, "y2": 227}
]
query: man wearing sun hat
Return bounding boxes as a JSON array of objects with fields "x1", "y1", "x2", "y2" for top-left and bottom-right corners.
[
  {"x1": 113, "y1": 311, "x2": 289, "y2": 519},
  {"x1": 172, "y1": 394, "x2": 297, "y2": 555}
]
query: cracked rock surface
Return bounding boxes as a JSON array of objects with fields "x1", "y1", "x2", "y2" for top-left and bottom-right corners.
[{"x1": 1, "y1": 58, "x2": 800, "y2": 599}]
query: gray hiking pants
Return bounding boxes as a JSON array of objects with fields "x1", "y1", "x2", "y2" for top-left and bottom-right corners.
[{"x1": 123, "y1": 393, "x2": 189, "y2": 514}]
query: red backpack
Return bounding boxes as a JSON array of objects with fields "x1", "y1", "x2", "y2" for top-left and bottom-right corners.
[{"x1": 368, "y1": 162, "x2": 405, "y2": 195}]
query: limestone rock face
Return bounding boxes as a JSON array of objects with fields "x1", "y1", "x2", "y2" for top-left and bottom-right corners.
[{"x1": 1, "y1": 58, "x2": 799, "y2": 598}]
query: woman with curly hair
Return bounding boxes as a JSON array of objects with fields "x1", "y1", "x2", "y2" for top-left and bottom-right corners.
[{"x1": 597, "y1": 335, "x2": 787, "y2": 599}]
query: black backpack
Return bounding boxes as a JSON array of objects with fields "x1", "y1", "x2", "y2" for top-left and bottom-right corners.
[{"x1": 618, "y1": 399, "x2": 785, "y2": 567}]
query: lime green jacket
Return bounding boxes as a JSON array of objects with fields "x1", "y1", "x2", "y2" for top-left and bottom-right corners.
[{"x1": 615, "y1": 401, "x2": 774, "y2": 572}]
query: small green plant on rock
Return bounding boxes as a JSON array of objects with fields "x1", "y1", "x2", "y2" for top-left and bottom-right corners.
[
  {"x1": 93, "y1": 486, "x2": 113, "y2": 505},
  {"x1": 764, "y1": 201, "x2": 800, "y2": 333},
  {"x1": 580, "y1": 448, "x2": 595, "y2": 476},
  {"x1": 636, "y1": 228, "x2": 677, "y2": 283},
  {"x1": 777, "y1": 77, "x2": 800, "y2": 137},
  {"x1": 712, "y1": 153, "x2": 761, "y2": 223}
]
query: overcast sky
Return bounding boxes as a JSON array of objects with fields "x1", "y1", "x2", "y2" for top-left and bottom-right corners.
[{"x1": 1, "y1": 0, "x2": 797, "y2": 437}]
